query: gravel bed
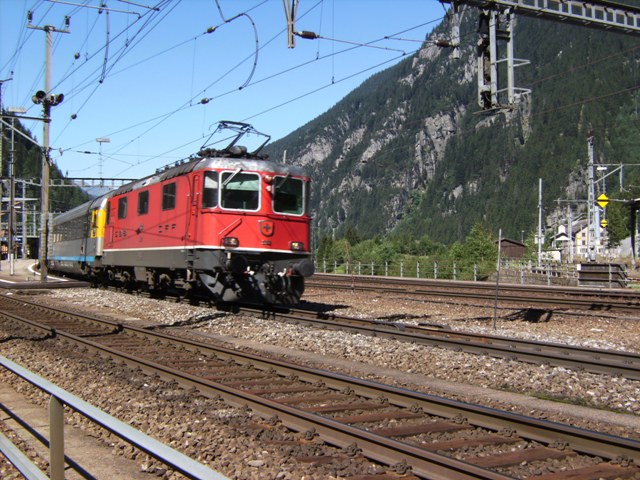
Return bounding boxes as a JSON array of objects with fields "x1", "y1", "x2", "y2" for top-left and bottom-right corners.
[
  {"x1": 2, "y1": 285, "x2": 640, "y2": 477},
  {"x1": 0, "y1": 326, "x2": 381, "y2": 479},
  {"x1": 34, "y1": 288, "x2": 640, "y2": 420}
]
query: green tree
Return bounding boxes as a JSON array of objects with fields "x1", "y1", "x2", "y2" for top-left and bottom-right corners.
[
  {"x1": 605, "y1": 201, "x2": 629, "y2": 248},
  {"x1": 315, "y1": 235, "x2": 334, "y2": 261},
  {"x1": 330, "y1": 238, "x2": 352, "y2": 264},
  {"x1": 462, "y1": 223, "x2": 497, "y2": 262},
  {"x1": 344, "y1": 226, "x2": 362, "y2": 246}
]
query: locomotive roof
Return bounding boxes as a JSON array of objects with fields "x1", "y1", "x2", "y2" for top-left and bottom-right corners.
[{"x1": 108, "y1": 154, "x2": 308, "y2": 198}]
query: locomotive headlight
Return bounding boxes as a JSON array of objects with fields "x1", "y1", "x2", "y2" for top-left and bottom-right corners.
[
  {"x1": 223, "y1": 237, "x2": 239, "y2": 247},
  {"x1": 290, "y1": 241, "x2": 304, "y2": 251},
  {"x1": 263, "y1": 174, "x2": 273, "y2": 184}
]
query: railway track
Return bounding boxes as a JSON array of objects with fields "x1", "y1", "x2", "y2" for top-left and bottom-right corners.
[
  {"x1": 222, "y1": 303, "x2": 640, "y2": 381},
  {"x1": 1, "y1": 293, "x2": 639, "y2": 479},
  {"x1": 306, "y1": 274, "x2": 640, "y2": 314}
]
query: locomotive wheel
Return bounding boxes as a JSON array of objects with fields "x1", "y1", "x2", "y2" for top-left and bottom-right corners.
[
  {"x1": 198, "y1": 271, "x2": 242, "y2": 302},
  {"x1": 280, "y1": 275, "x2": 304, "y2": 304},
  {"x1": 257, "y1": 273, "x2": 304, "y2": 304}
]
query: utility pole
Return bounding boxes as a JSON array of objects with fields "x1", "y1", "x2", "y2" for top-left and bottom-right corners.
[
  {"x1": 567, "y1": 205, "x2": 574, "y2": 264},
  {"x1": 8, "y1": 108, "x2": 26, "y2": 275},
  {"x1": 586, "y1": 132, "x2": 596, "y2": 262},
  {"x1": 537, "y1": 178, "x2": 543, "y2": 265},
  {"x1": 0, "y1": 78, "x2": 11, "y2": 263},
  {"x1": 28, "y1": 14, "x2": 69, "y2": 282}
]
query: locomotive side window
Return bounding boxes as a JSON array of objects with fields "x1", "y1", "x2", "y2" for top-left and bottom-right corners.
[
  {"x1": 138, "y1": 190, "x2": 149, "y2": 215},
  {"x1": 221, "y1": 171, "x2": 259, "y2": 210},
  {"x1": 273, "y1": 176, "x2": 304, "y2": 215},
  {"x1": 117, "y1": 197, "x2": 128, "y2": 219},
  {"x1": 202, "y1": 171, "x2": 218, "y2": 208},
  {"x1": 106, "y1": 201, "x2": 111, "y2": 224},
  {"x1": 162, "y1": 182, "x2": 176, "y2": 210}
]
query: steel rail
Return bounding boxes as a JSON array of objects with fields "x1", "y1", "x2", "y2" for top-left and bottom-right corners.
[
  {"x1": 0, "y1": 307, "x2": 511, "y2": 479},
  {"x1": 231, "y1": 304, "x2": 640, "y2": 380},
  {"x1": 2, "y1": 299, "x2": 640, "y2": 478},
  {"x1": 4, "y1": 289, "x2": 640, "y2": 379},
  {"x1": 307, "y1": 274, "x2": 640, "y2": 313},
  {"x1": 312, "y1": 273, "x2": 640, "y2": 299}
]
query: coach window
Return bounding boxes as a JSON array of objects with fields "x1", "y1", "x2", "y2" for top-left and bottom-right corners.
[
  {"x1": 221, "y1": 171, "x2": 259, "y2": 210},
  {"x1": 273, "y1": 176, "x2": 304, "y2": 215},
  {"x1": 138, "y1": 190, "x2": 149, "y2": 215},
  {"x1": 118, "y1": 197, "x2": 128, "y2": 219},
  {"x1": 202, "y1": 171, "x2": 218, "y2": 208},
  {"x1": 162, "y1": 182, "x2": 176, "y2": 210}
]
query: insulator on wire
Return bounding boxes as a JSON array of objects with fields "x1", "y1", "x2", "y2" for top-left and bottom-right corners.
[{"x1": 296, "y1": 31, "x2": 319, "y2": 40}]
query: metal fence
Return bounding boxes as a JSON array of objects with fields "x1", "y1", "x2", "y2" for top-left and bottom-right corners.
[
  {"x1": 314, "y1": 257, "x2": 583, "y2": 286},
  {"x1": 0, "y1": 355, "x2": 229, "y2": 480}
]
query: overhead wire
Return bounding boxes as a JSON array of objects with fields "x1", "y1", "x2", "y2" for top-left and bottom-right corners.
[
  {"x1": 60, "y1": 1, "x2": 323, "y2": 155},
  {"x1": 47, "y1": 0, "x2": 175, "y2": 107},
  {"x1": 4, "y1": 0, "x2": 174, "y2": 139},
  {"x1": 50, "y1": 0, "x2": 179, "y2": 144},
  {"x1": 99, "y1": 11, "x2": 444, "y2": 177},
  {"x1": 10, "y1": 2, "x2": 562, "y2": 182},
  {"x1": 115, "y1": 36, "x2": 432, "y2": 173}
]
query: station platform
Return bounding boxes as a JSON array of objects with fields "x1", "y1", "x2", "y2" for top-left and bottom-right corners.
[{"x1": 0, "y1": 258, "x2": 88, "y2": 290}]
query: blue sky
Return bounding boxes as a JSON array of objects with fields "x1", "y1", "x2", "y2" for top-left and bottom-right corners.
[{"x1": 1, "y1": 0, "x2": 445, "y2": 181}]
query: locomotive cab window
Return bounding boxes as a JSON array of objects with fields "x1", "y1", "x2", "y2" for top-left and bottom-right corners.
[
  {"x1": 202, "y1": 171, "x2": 219, "y2": 208},
  {"x1": 273, "y1": 176, "x2": 304, "y2": 215},
  {"x1": 117, "y1": 197, "x2": 128, "y2": 219},
  {"x1": 138, "y1": 190, "x2": 149, "y2": 215},
  {"x1": 221, "y1": 171, "x2": 259, "y2": 210},
  {"x1": 162, "y1": 182, "x2": 176, "y2": 210}
]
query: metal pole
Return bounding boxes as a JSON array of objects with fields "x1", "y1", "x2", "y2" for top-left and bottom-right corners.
[
  {"x1": 537, "y1": 178, "x2": 542, "y2": 265},
  {"x1": 0, "y1": 79, "x2": 10, "y2": 247},
  {"x1": 49, "y1": 396, "x2": 65, "y2": 480},
  {"x1": 493, "y1": 228, "x2": 502, "y2": 330},
  {"x1": 0, "y1": 79, "x2": 8, "y2": 270},
  {"x1": 28, "y1": 17, "x2": 69, "y2": 282},
  {"x1": 38, "y1": 27, "x2": 53, "y2": 282},
  {"x1": 587, "y1": 133, "x2": 596, "y2": 262},
  {"x1": 9, "y1": 117, "x2": 15, "y2": 275}
]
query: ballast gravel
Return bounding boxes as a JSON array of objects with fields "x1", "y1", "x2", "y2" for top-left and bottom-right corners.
[
  {"x1": 37, "y1": 287, "x2": 640, "y2": 424},
  {"x1": 1, "y1": 284, "x2": 640, "y2": 479}
]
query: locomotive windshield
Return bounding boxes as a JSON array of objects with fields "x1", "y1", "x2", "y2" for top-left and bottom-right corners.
[
  {"x1": 221, "y1": 171, "x2": 260, "y2": 210},
  {"x1": 273, "y1": 176, "x2": 305, "y2": 215}
]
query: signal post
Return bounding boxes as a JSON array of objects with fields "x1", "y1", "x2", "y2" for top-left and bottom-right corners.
[{"x1": 28, "y1": 14, "x2": 68, "y2": 282}]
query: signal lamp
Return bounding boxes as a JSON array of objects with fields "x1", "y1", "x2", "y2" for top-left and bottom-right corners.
[
  {"x1": 290, "y1": 241, "x2": 304, "y2": 251},
  {"x1": 223, "y1": 237, "x2": 239, "y2": 248},
  {"x1": 48, "y1": 93, "x2": 64, "y2": 106},
  {"x1": 32, "y1": 90, "x2": 46, "y2": 104}
]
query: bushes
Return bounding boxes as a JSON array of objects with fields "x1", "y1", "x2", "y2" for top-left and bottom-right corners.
[{"x1": 314, "y1": 223, "x2": 503, "y2": 280}]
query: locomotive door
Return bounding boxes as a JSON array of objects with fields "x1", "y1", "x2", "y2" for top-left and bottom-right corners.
[{"x1": 185, "y1": 173, "x2": 200, "y2": 247}]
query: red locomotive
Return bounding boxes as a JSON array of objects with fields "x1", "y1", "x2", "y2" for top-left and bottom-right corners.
[{"x1": 49, "y1": 122, "x2": 314, "y2": 304}]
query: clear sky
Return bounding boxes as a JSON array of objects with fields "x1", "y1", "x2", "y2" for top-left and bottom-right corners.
[{"x1": 1, "y1": 0, "x2": 445, "y2": 181}]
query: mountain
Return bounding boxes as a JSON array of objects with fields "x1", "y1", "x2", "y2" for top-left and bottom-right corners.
[{"x1": 264, "y1": 10, "x2": 640, "y2": 245}]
